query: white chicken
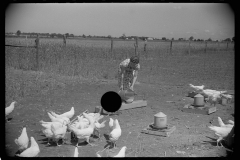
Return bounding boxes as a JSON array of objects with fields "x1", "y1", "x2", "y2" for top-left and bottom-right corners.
[
  {"x1": 68, "y1": 113, "x2": 97, "y2": 147},
  {"x1": 50, "y1": 107, "x2": 75, "y2": 119},
  {"x1": 40, "y1": 120, "x2": 67, "y2": 129},
  {"x1": 16, "y1": 137, "x2": 40, "y2": 157},
  {"x1": 200, "y1": 89, "x2": 227, "y2": 98},
  {"x1": 189, "y1": 84, "x2": 205, "y2": 91},
  {"x1": 217, "y1": 117, "x2": 234, "y2": 128},
  {"x1": 14, "y1": 127, "x2": 29, "y2": 152},
  {"x1": 206, "y1": 93, "x2": 222, "y2": 106},
  {"x1": 5, "y1": 101, "x2": 16, "y2": 121},
  {"x1": 108, "y1": 119, "x2": 122, "y2": 148},
  {"x1": 228, "y1": 120, "x2": 234, "y2": 125},
  {"x1": 109, "y1": 118, "x2": 114, "y2": 129},
  {"x1": 47, "y1": 112, "x2": 70, "y2": 124},
  {"x1": 51, "y1": 123, "x2": 68, "y2": 146},
  {"x1": 112, "y1": 146, "x2": 127, "y2": 157},
  {"x1": 42, "y1": 127, "x2": 54, "y2": 145},
  {"x1": 208, "y1": 117, "x2": 234, "y2": 147},
  {"x1": 94, "y1": 120, "x2": 107, "y2": 139},
  {"x1": 74, "y1": 147, "x2": 79, "y2": 157}
]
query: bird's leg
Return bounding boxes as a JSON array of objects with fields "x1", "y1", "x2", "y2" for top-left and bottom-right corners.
[
  {"x1": 86, "y1": 137, "x2": 97, "y2": 146},
  {"x1": 56, "y1": 139, "x2": 62, "y2": 146},
  {"x1": 47, "y1": 138, "x2": 50, "y2": 145},
  {"x1": 216, "y1": 137, "x2": 223, "y2": 147},
  {"x1": 96, "y1": 129, "x2": 101, "y2": 140}
]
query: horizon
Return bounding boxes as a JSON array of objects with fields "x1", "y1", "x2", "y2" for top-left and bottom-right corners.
[{"x1": 5, "y1": 3, "x2": 235, "y2": 41}]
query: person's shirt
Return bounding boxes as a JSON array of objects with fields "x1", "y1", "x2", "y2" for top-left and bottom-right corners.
[{"x1": 118, "y1": 58, "x2": 140, "y2": 75}]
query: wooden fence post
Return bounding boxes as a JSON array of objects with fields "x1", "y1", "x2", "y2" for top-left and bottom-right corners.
[
  {"x1": 111, "y1": 38, "x2": 114, "y2": 59},
  {"x1": 204, "y1": 41, "x2": 207, "y2": 53},
  {"x1": 170, "y1": 41, "x2": 173, "y2": 55},
  {"x1": 35, "y1": 35, "x2": 39, "y2": 70},
  {"x1": 26, "y1": 35, "x2": 28, "y2": 47},
  {"x1": 134, "y1": 37, "x2": 138, "y2": 57},
  {"x1": 144, "y1": 40, "x2": 147, "y2": 58},
  {"x1": 188, "y1": 40, "x2": 191, "y2": 54},
  {"x1": 63, "y1": 34, "x2": 66, "y2": 46}
]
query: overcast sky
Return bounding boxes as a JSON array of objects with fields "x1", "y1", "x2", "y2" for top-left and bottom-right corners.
[{"x1": 5, "y1": 3, "x2": 234, "y2": 40}]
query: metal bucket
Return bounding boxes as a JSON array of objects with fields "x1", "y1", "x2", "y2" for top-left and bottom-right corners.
[
  {"x1": 194, "y1": 94, "x2": 204, "y2": 107},
  {"x1": 221, "y1": 98, "x2": 227, "y2": 106},
  {"x1": 118, "y1": 89, "x2": 136, "y2": 103},
  {"x1": 154, "y1": 112, "x2": 167, "y2": 129}
]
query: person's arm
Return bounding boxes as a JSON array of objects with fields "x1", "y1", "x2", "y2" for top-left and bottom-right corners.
[
  {"x1": 130, "y1": 70, "x2": 138, "y2": 91},
  {"x1": 118, "y1": 66, "x2": 124, "y2": 90}
]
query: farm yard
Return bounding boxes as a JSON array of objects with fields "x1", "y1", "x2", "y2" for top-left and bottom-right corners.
[{"x1": 5, "y1": 37, "x2": 234, "y2": 157}]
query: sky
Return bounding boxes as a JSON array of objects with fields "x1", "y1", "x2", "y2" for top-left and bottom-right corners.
[{"x1": 5, "y1": 3, "x2": 235, "y2": 40}]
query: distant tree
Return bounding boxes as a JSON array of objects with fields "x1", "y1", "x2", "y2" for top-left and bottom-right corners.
[
  {"x1": 162, "y1": 37, "x2": 166, "y2": 41},
  {"x1": 224, "y1": 38, "x2": 231, "y2": 42},
  {"x1": 82, "y1": 34, "x2": 86, "y2": 38},
  {"x1": 207, "y1": 38, "x2": 212, "y2": 41},
  {"x1": 88, "y1": 35, "x2": 92, "y2": 38},
  {"x1": 178, "y1": 38, "x2": 183, "y2": 41},
  {"x1": 232, "y1": 36, "x2": 235, "y2": 42},
  {"x1": 107, "y1": 35, "x2": 111, "y2": 39},
  {"x1": 189, "y1": 36, "x2": 194, "y2": 41},
  {"x1": 70, "y1": 34, "x2": 74, "y2": 37},
  {"x1": 122, "y1": 33, "x2": 126, "y2": 39},
  {"x1": 16, "y1": 30, "x2": 21, "y2": 36},
  {"x1": 171, "y1": 38, "x2": 174, "y2": 41}
]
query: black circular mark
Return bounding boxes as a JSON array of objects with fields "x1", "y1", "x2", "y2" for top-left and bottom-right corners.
[{"x1": 101, "y1": 91, "x2": 122, "y2": 112}]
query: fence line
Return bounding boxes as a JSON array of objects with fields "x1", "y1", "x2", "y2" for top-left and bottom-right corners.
[{"x1": 6, "y1": 37, "x2": 235, "y2": 72}]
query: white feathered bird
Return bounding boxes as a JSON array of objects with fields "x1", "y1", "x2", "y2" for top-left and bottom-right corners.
[
  {"x1": 108, "y1": 119, "x2": 122, "y2": 148},
  {"x1": 50, "y1": 107, "x2": 75, "y2": 119},
  {"x1": 40, "y1": 120, "x2": 67, "y2": 129},
  {"x1": 189, "y1": 84, "x2": 205, "y2": 91},
  {"x1": 206, "y1": 93, "x2": 222, "y2": 106},
  {"x1": 217, "y1": 117, "x2": 234, "y2": 128},
  {"x1": 109, "y1": 118, "x2": 114, "y2": 129},
  {"x1": 74, "y1": 147, "x2": 79, "y2": 157},
  {"x1": 5, "y1": 101, "x2": 16, "y2": 121},
  {"x1": 67, "y1": 113, "x2": 97, "y2": 147},
  {"x1": 208, "y1": 117, "x2": 234, "y2": 147},
  {"x1": 228, "y1": 120, "x2": 234, "y2": 125},
  {"x1": 51, "y1": 122, "x2": 68, "y2": 146},
  {"x1": 113, "y1": 146, "x2": 127, "y2": 157},
  {"x1": 94, "y1": 120, "x2": 107, "y2": 139},
  {"x1": 14, "y1": 127, "x2": 29, "y2": 152},
  {"x1": 47, "y1": 112, "x2": 70, "y2": 124},
  {"x1": 16, "y1": 137, "x2": 40, "y2": 157},
  {"x1": 200, "y1": 89, "x2": 227, "y2": 98},
  {"x1": 42, "y1": 127, "x2": 54, "y2": 145}
]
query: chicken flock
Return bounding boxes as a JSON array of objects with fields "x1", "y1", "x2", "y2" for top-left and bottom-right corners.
[
  {"x1": 6, "y1": 104, "x2": 125, "y2": 157},
  {"x1": 6, "y1": 83, "x2": 234, "y2": 157}
]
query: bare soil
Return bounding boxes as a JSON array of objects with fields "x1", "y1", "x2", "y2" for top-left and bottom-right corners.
[{"x1": 5, "y1": 78, "x2": 234, "y2": 157}]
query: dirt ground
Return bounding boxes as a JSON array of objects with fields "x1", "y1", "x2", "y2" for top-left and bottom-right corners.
[{"x1": 5, "y1": 77, "x2": 234, "y2": 157}]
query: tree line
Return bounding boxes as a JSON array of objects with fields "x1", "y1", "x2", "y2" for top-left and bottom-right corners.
[{"x1": 5, "y1": 30, "x2": 234, "y2": 42}]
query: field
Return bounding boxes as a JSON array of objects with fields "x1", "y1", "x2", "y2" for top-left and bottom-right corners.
[{"x1": 5, "y1": 37, "x2": 234, "y2": 157}]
